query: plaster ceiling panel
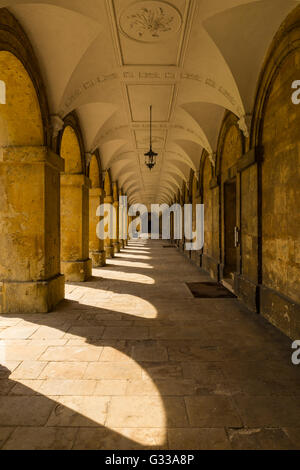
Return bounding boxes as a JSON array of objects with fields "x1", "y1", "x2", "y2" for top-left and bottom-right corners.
[
  {"x1": 58, "y1": 35, "x2": 122, "y2": 116},
  {"x1": 112, "y1": 0, "x2": 189, "y2": 66},
  {"x1": 196, "y1": 0, "x2": 263, "y2": 21},
  {"x1": 127, "y1": 84, "x2": 174, "y2": 122},
  {"x1": 134, "y1": 129, "x2": 166, "y2": 149},
  {"x1": 183, "y1": 24, "x2": 243, "y2": 115},
  {"x1": 93, "y1": 111, "x2": 131, "y2": 149},
  {"x1": 76, "y1": 102, "x2": 118, "y2": 150},
  {"x1": 2, "y1": 0, "x2": 107, "y2": 22},
  {"x1": 180, "y1": 102, "x2": 224, "y2": 151},
  {"x1": 9, "y1": 4, "x2": 101, "y2": 112},
  {"x1": 202, "y1": 0, "x2": 299, "y2": 112}
]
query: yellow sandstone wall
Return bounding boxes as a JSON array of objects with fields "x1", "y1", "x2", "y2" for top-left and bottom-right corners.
[{"x1": 0, "y1": 52, "x2": 64, "y2": 313}]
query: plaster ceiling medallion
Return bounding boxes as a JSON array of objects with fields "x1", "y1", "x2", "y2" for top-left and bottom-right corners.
[{"x1": 119, "y1": 1, "x2": 183, "y2": 43}]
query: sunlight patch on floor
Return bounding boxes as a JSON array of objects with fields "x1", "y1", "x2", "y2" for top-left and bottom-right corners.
[
  {"x1": 116, "y1": 253, "x2": 152, "y2": 261},
  {"x1": 107, "y1": 259, "x2": 154, "y2": 270},
  {"x1": 65, "y1": 285, "x2": 158, "y2": 319},
  {"x1": 93, "y1": 268, "x2": 155, "y2": 285}
]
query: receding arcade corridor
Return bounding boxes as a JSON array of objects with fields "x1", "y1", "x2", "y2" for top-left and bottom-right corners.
[
  {"x1": 0, "y1": 240, "x2": 300, "y2": 450},
  {"x1": 0, "y1": 0, "x2": 300, "y2": 453}
]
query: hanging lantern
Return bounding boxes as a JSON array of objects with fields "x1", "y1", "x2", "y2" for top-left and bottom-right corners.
[{"x1": 144, "y1": 105, "x2": 158, "y2": 170}]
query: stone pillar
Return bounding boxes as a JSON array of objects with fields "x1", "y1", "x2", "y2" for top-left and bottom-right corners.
[
  {"x1": 170, "y1": 211, "x2": 174, "y2": 244},
  {"x1": 103, "y1": 171, "x2": 114, "y2": 258},
  {"x1": 184, "y1": 185, "x2": 191, "y2": 258},
  {"x1": 113, "y1": 200, "x2": 120, "y2": 254},
  {"x1": 128, "y1": 215, "x2": 133, "y2": 240},
  {"x1": 89, "y1": 187, "x2": 106, "y2": 267},
  {"x1": 0, "y1": 146, "x2": 65, "y2": 313},
  {"x1": 112, "y1": 183, "x2": 121, "y2": 254},
  {"x1": 179, "y1": 196, "x2": 185, "y2": 252},
  {"x1": 61, "y1": 173, "x2": 92, "y2": 282},
  {"x1": 104, "y1": 194, "x2": 115, "y2": 259}
]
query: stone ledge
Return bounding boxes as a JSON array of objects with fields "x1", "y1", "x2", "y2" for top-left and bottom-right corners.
[{"x1": 237, "y1": 148, "x2": 260, "y2": 173}]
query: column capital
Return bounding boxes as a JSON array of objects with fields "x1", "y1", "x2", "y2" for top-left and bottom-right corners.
[
  {"x1": 0, "y1": 146, "x2": 65, "y2": 172},
  {"x1": 85, "y1": 152, "x2": 93, "y2": 167},
  {"x1": 208, "y1": 151, "x2": 216, "y2": 168},
  {"x1": 104, "y1": 195, "x2": 113, "y2": 204},
  {"x1": 61, "y1": 173, "x2": 91, "y2": 188},
  {"x1": 51, "y1": 115, "x2": 64, "y2": 138},
  {"x1": 238, "y1": 114, "x2": 252, "y2": 138},
  {"x1": 90, "y1": 187, "x2": 104, "y2": 197}
]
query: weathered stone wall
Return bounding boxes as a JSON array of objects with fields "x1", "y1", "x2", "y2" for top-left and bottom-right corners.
[
  {"x1": 203, "y1": 156, "x2": 213, "y2": 258},
  {"x1": 221, "y1": 124, "x2": 243, "y2": 176},
  {"x1": 261, "y1": 51, "x2": 300, "y2": 305}
]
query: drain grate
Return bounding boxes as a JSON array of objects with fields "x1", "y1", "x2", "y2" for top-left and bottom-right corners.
[{"x1": 186, "y1": 282, "x2": 236, "y2": 299}]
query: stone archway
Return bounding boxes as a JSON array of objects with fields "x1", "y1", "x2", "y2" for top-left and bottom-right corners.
[
  {"x1": 88, "y1": 153, "x2": 106, "y2": 267},
  {"x1": 0, "y1": 51, "x2": 64, "y2": 313},
  {"x1": 59, "y1": 119, "x2": 92, "y2": 282}
]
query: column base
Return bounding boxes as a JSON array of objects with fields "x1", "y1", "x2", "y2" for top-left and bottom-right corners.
[
  {"x1": 105, "y1": 246, "x2": 115, "y2": 259},
  {"x1": 0, "y1": 274, "x2": 65, "y2": 314},
  {"x1": 113, "y1": 242, "x2": 121, "y2": 254},
  {"x1": 61, "y1": 259, "x2": 92, "y2": 282},
  {"x1": 90, "y1": 251, "x2": 106, "y2": 268}
]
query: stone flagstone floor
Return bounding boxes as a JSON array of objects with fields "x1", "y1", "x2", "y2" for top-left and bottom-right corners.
[{"x1": 0, "y1": 240, "x2": 300, "y2": 450}]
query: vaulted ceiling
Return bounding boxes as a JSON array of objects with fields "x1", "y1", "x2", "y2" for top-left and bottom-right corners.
[{"x1": 2, "y1": 0, "x2": 299, "y2": 204}]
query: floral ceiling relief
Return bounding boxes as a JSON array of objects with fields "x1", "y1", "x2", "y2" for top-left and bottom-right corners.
[{"x1": 119, "y1": 1, "x2": 183, "y2": 43}]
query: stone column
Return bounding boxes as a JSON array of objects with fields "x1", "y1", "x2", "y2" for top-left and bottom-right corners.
[
  {"x1": 0, "y1": 146, "x2": 65, "y2": 313},
  {"x1": 170, "y1": 210, "x2": 174, "y2": 244},
  {"x1": 113, "y1": 200, "x2": 120, "y2": 254},
  {"x1": 128, "y1": 215, "x2": 133, "y2": 240},
  {"x1": 104, "y1": 194, "x2": 115, "y2": 259},
  {"x1": 112, "y1": 183, "x2": 121, "y2": 254},
  {"x1": 184, "y1": 185, "x2": 191, "y2": 258},
  {"x1": 61, "y1": 173, "x2": 92, "y2": 282},
  {"x1": 179, "y1": 190, "x2": 185, "y2": 251},
  {"x1": 89, "y1": 187, "x2": 106, "y2": 267}
]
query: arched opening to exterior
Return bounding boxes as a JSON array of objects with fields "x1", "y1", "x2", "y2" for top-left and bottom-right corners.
[
  {"x1": 88, "y1": 153, "x2": 106, "y2": 267},
  {"x1": 1, "y1": 2, "x2": 300, "y2": 453},
  {"x1": 0, "y1": 48, "x2": 64, "y2": 313},
  {"x1": 112, "y1": 182, "x2": 121, "y2": 254},
  {"x1": 59, "y1": 120, "x2": 92, "y2": 282},
  {"x1": 103, "y1": 170, "x2": 115, "y2": 259}
]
